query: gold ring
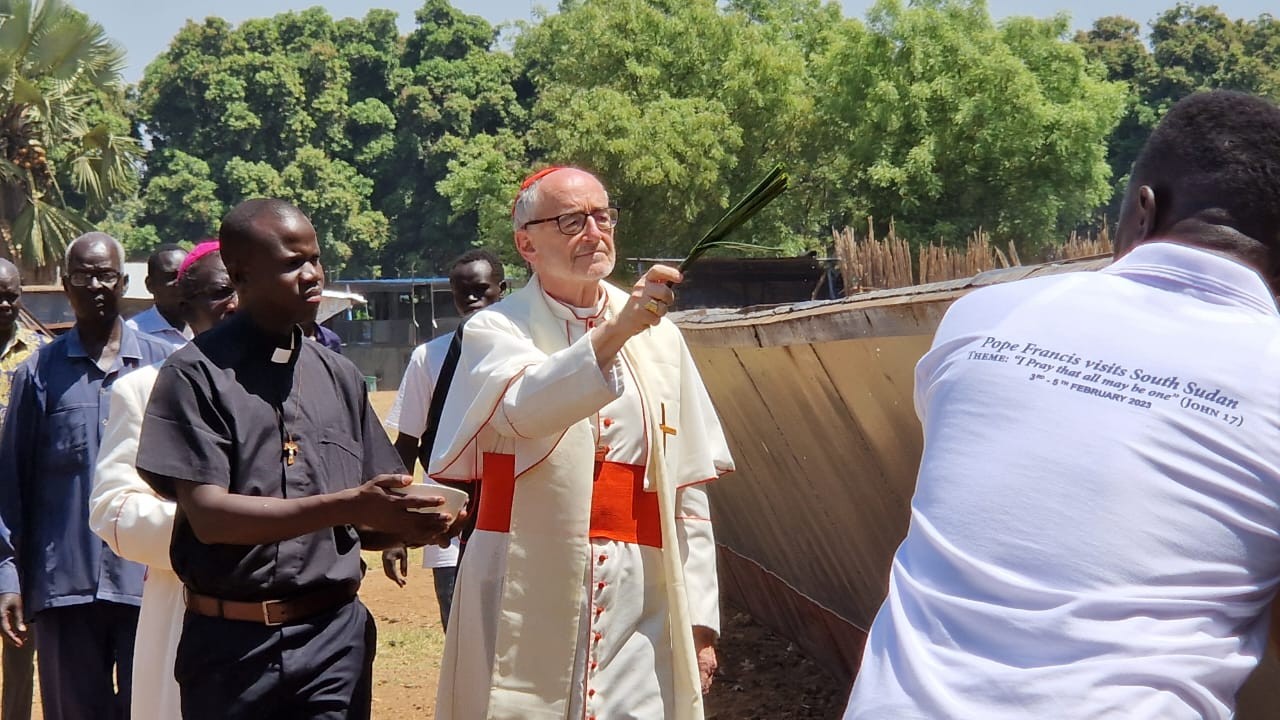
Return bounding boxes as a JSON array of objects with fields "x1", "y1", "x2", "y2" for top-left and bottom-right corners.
[{"x1": 644, "y1": 299, "x2": 662, "y2": 315}]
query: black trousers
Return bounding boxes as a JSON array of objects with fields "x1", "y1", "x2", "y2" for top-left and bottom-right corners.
[
  {"x1": 1, "y1": 627, "x2": 34, "y2": 720},
  {"x1": 34, "y1": 602, "x2": 138, "y2": 720},
  {"x1": 176, "y1": 597, "x2": 376, "y2": 720}
]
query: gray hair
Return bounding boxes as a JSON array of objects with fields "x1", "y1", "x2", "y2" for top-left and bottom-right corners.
[
  {"x1": 512, "y1": 178, "x2": 548, "y2": 232},
  {"x1": 65, "y1": 232, "x2": 125, "y2": 272}
]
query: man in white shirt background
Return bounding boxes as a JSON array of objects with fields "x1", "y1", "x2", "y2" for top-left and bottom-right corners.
[
  {"x1": 844, "y1": 90, "x2": 1280, "y2": 720},
  {"x1": 125, "y1": 243, "x2": 190, "y2": 348},
  {"x1": 381, "y1": 248, "x2": 507, "y2": 629}
]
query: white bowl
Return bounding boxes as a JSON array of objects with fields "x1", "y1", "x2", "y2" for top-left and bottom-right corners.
[{"x1": 389, "y1": 483, "x2": 470, "y2": 516}]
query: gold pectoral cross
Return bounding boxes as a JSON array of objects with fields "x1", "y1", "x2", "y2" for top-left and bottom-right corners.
[
  {"x1": 659, "y1": 403, "x2": 678, "y2": 451},
  {"x1": 283, "y1": 436, "x2": 300, "y2": 466}
]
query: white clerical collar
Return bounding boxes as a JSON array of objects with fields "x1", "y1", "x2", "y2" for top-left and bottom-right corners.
[
  {"x1": 543, "y1": 285, "x2": 608, "y2": 323},
  {"x1": 271, "y1": 332, "x2": 298, "y2": 364},
  {"x1": 1104, "y1": 241, "x2": 1279, "y2": 316}
]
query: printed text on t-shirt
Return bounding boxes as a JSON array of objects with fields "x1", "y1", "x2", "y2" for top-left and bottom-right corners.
[{"x1": 966, "y1": 336, "x2": 1245, "y2": 427}]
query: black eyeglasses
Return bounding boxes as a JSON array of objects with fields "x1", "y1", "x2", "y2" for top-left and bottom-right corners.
[
  {"x1": 67, "y1": 270, "x2": 121, "y2": 288},
  {"x1": 522, "y1": 207, "x2": 620, "y2": 235}
]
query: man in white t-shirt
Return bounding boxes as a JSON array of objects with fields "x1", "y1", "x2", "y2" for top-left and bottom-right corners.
[
  {"x1": 382, "y1": 249, "x2": 506, "y2": 628},
  {"x1": 845, "y1": 90, "x2": 1280, "y2": 720}
]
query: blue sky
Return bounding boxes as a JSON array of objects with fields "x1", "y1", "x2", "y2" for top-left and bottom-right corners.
[{"x1": 74, "y1": 0, "x2": 1278, "y2": 82}]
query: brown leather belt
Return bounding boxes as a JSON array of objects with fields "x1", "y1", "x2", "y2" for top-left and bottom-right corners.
[{"x1": 184, "y1": 582, "x2": 359, "y2": 626}]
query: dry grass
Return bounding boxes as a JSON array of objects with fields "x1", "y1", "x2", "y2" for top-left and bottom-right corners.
[{"x1": 833, "y1": 219, "x2": 1114, "y2": 293}]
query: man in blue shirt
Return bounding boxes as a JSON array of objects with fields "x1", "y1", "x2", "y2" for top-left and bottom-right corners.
[
  {"x1": 0, "y1": 259, "x2": 44, "y2": 720},
  {"x1": 302, "y1": 318, "x2": 343, "y2": 353},
  {"x1": 125, "y1": 243, "x2": 190, "y2": 348},
  {"x1": 0, "y1": 233, "x2": 173, "y2": 720}
]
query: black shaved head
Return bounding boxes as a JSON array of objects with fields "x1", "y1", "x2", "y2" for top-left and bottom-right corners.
[
  {"x1": 147, "y1": 243, "x2": 187, "y2": 276},
  {"x1": 217, "y1": 198, "x2": 323, "y2": 334},
  {"x1": 0, "y1": 258, "x2": 19, "y2": 332},
  {"x1": 219, "y1": 199, "x2": 309, "y2": 264},
  {"x1": 1117, "y1": 91, "x2": 1280, "y2": 278},
  {"x1": 448, "y1": 248, "x2": 506, "y2": 315},
  {"x1": 449, "y1": 249, "x2": 504, "y2": 283},
  {"x1": 65, "y1": 232, "x2": 124, "y2": 272}
]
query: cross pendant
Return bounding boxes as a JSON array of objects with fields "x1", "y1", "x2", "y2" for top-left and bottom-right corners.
[
  {"x1": 659, "y1": 403, "x2": 678, "y2": 451},
  {"x1": 283, "y1": 437, "x2": 299, "y2": 466}
]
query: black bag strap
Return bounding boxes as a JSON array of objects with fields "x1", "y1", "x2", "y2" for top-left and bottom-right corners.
[{"x1": 418, "y1": 316, "x2": 469, "y2": 469}]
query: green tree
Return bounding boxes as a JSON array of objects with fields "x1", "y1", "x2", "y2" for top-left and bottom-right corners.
[
  {"x1": 1079, "y1": 5, "x2": 1280, "y2": 217},
  {"x1": 383, "y1": 0, "x2": 529, "y2": 274},
  {"x1": 137, "y1": 8, "x2": 394, "y2": 275},
  {"x1": 480, "y1": 0, "x2": 821, "y2": 263},
  {"x1": 0, "y1": 0, "x2": 143, "y2": 277},
  {"x1": 812, "y1": 0, "x2": 1124, "y2": 252},
  {"x1": 1147, "y1": 4, "x2": 1280, "y2": 100},
  {"x1": 137, "y1": 2, "x2": 523, "y2": 277},
  {"x1": 1074, "y1": 16, "x2": 1158, "y2": 218},
  {"x1": 139, "y1": 150, "x2": 223, "y2": 243}
]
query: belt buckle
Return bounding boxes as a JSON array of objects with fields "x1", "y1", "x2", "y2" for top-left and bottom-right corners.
[{"x1": 261, "y1": 598, "x2": 285, "y2": 626}]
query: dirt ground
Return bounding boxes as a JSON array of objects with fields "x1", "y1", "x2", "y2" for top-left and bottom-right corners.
[
  {"x1": 364, "y1": 390, "x2": 848, "y2": 719},
  {"x1": 363, "y1": 570, "x2": 849, "y2": 719},
  {"x1": 3, "y1": 391, "x2": 849, "y2": 719}
]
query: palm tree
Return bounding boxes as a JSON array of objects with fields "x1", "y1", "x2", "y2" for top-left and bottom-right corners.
[{"x1": 0, "y1": 0, "x2": 142, "y2": 279}]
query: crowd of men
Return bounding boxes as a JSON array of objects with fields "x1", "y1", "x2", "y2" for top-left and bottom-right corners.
[{"x1": 3, "y1": 87, "x2": 1280, "y2": 720}]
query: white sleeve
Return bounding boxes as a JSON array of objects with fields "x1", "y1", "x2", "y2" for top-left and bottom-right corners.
[
  {"x1": 387, "y1": 344, "x2": 432, "y2": 437},
  {"x1": 430, "y1": 311, "x2": 623, "y2": 480},
  {"x1": 89, "y1": 372, "x2": 177, "y2": 571},
  {"x1": 676, "y1": 483, "x2": 719, "y2": 636},
  {"x1": 489, "y1": 329, "x2": 621, "y2": 440}
]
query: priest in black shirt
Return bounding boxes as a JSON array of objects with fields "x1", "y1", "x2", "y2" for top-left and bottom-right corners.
[{"x1": 136, "y1": 198, "x2": 455, "y2": 720}]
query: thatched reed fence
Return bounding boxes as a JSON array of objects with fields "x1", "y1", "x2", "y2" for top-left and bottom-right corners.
[{"x1": 833, "y1": 220, "x2": 1112, "y2": 294}]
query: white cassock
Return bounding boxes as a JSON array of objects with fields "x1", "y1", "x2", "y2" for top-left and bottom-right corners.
[
  {"x1": 88, "y1": 365, "x2": 184, "y2": 720},
  {"x1": 430, "y1": 275, "x2": 734, "y2": 720}
]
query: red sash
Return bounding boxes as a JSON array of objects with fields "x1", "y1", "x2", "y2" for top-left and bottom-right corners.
[{"x1": 476, "y1": 452, "x2": 663, "y2": 548}]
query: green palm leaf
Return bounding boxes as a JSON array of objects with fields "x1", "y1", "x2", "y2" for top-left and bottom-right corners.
[
  {"x1": 678, "y1": 164, "x2": 789, "y2": 273},
  {"x1": 71, "y1": 122, "x2": 142, "y2": 210},
  {"x1": 11, "y1": 192, "x2": 88, "y2": 267}
]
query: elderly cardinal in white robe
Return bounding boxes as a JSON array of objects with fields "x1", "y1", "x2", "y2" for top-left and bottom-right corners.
[{"x1": 429, "y1": 166, "x2": 733, "y2": 720}]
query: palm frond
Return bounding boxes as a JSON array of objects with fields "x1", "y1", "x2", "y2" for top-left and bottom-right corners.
[
  {"x1": 0, "y1": 1, "x2": 36, "y2": 66},
  {"x1": 70, "y1": 123, "x2": 142, "y2": 208},
  {"x1": 10, "y1": 190, "x2": 86, "y2": 266},
  {"x1": 29, "y1": 11, "x2": 92, "y2": 81},
  {"x1": 74, "y1": 32, "x2": 125, "y2": 90},
  {"x1": 0, "y1": 156, "x2": 24, "y2": 184},
  {"x1": 678, "y1": 164, "x2": 789, "y2": 272}
]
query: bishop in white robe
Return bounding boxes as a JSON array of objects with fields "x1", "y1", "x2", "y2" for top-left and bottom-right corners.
[
  {"x1": 430, "y1": 167, "x2": 733, "y2": 720},
  {"x1": 89, "y1": 365, "x2": 181, "y2": 720}
]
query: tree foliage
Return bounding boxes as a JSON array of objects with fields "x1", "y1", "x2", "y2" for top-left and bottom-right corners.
[
  {"x1": 0, "y1": 0, "x2": 142, "y2": 277},
  {"x1": 1077, "y1": 4, "x2": 1280, "y2": 217},
  {"x1": 49, "y1": 0, "x2": 1280, "y2": 279},
  {"x1": 382, "y1": 0, "x2": 527, "y2": 275},
  {"x1": 811, "y1": 0, "x2": 1124, "y2": 250},
  {"x1": 499, "y1": 0, "x2": 819, "y2": 262},
  {"x1": 136, "y1": 0, "x2": 525, "y2": 278},
  {"x1": 137, "y1": 9, "x2": 397, "y2": 275}
]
